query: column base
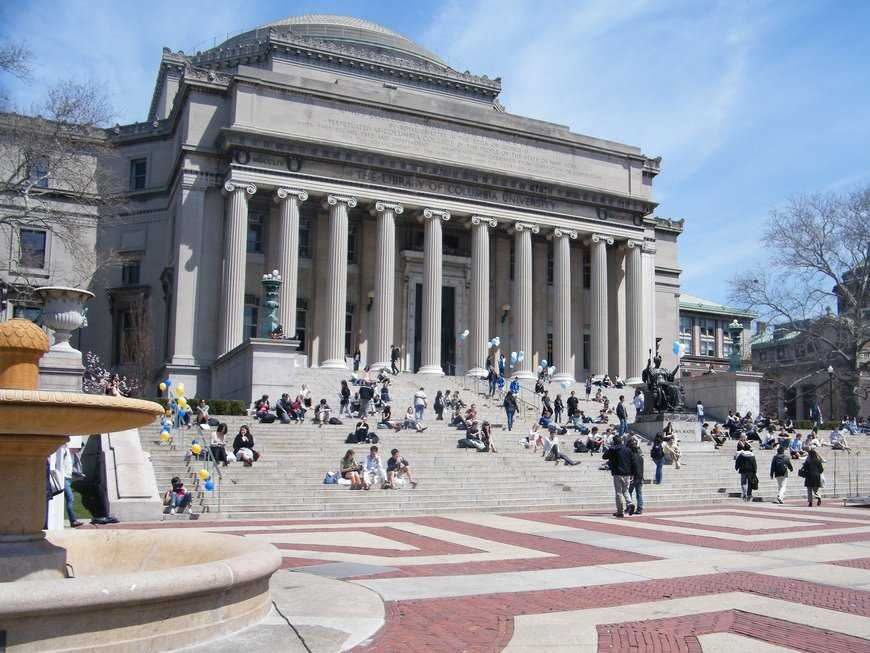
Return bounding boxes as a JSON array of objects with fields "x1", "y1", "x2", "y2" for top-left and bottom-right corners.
[
  {"x1": 418, "y1": 364, "x2": 444, "y2": 376},
  {"x1": 626, "y1": 376, "x2": 643, "y2": 386},
  {"x1": 369, "y1": 360, "x2": 390, "y2": 372},
  {"x1": 466, "y1": 367, "x2": 487, "y2": 378},
  {"x1": 319, "y1": 358, "x2": 348, "y2": 370},
  {"x1": 513, "y1": 370, "x2": 535, "y2": 380},
  {"x1": 551, "y1": 373, "x2": 576, "y2": 384}
]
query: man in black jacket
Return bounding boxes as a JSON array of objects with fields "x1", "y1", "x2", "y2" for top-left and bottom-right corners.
[
  {"x1": 616, "y1": 395, "x2": 628, "y2": 437},
  {"x1": 390, "y1": 345, "x2": 400, "y2": 375},
  {"x1": 603, "y1": 435, "x2": 633, "y2": 518},
  {"x1": 627, "y1": 438, "x2": 645, "y2": 515},
  {"x1": 770, "y1": 445, "x2": 793, "y2": 504}
]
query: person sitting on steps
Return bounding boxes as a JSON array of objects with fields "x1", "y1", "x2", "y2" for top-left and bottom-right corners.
[
  {"x1": 232, "y1": 424, "x2": 259, "y2": 466},
  {"x1": 385, "y1": 448, "x2": 418, "y2": 489},
  {"x1": 340, "y1": 449, "x2": 368, "y2": 490},
  {"x1": 165, "y1": 476, "x2": 193, "y2": 515}
]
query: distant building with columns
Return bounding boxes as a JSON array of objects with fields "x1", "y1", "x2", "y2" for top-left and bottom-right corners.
[{"x1": 37, "y1": 15, "x2": 685, "y2": 398}]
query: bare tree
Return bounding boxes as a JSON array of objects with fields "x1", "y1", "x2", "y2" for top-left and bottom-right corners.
[
  {"x1": 0, "y1": 41, "x2": 31, "y2": 107},
  {"x1": 730, "y1": 185, "x2": 870, "y2": 414}
]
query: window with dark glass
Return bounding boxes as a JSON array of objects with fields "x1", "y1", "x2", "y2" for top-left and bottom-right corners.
[
  {"x1": 247, "y1": 213, "x2": 264, "y2": 253},
  {"x1": 121, "y1": 261, "x2": 140, "y2": 286},
  {"x1": 129, "y1": 158, "x2": 147, "y2": 190},
  {"x1": 699, "y1": 318, "x2": 716, "y2": 357},
  {"x1": 546, "y1": 332, "x2": 553, "y2": 367},
  {"x1": 583, "y1": 255, "x2": 591, "y2": 289},
  {"x1": 295, "y1": 298, "x2": 308, "y2": 351},
  {"x1": 28, "y1": 155, "x2": 49, "y2": 188},
  {"x1": 347, "y1": 222, "x2": 358, "y2": 263},
  {"x1": 679, "y1": 316, "x2": 693, "y2": 353},
  {"x1": 298, "y1": 217, "x2": 311, "y2": 258},
  {"x1": 345, "y1": 303, "x2": 354, "y2": 355},
  {"x1": 547, "y1": 243, "x2": 554, "y2": 285},
  {"x1": 583, "y1": 333, "x2": 590, "y2": 370},
  {"x1": 19, "y1": 229, "x2": 47, "y2": 268},
  {"x1": 244, "y1": 294, "x2": 260, "y2": 339}
]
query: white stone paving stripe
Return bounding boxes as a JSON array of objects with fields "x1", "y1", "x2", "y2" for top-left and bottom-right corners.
[{"x1": 697, "y1": 632, "x2": 799, "y2": 652}]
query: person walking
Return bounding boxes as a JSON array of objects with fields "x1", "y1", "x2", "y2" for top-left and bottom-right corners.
[
  {"x1": 633, "y1": 388, "x2": 645, "y2": 416},
  {"x1": 616, "y1": 395, "x2": 628, "y2": 437},
  {"x1": 735, "y1": 442, "x2": 758, "y2": 501},
  {"x1": 603, "y1": 435, "x2": 633, "y2": 518},
  {"x1": 390, "y1": 344, "x2": 400, "y2": 375},
  {"x1": 434, "y1": 390, "x2": 445, "y2": 420},
  {"x1": 628, "y1": 437, "x2": 645, "y2": 515},
  {"x1": 770, "y1": 445, "x2": 793, "y2": 504},
  {"x1": 353, "y1": 347, "x2": 361, "y2": 372},
  {"x1": 696, "y1": 400, "x2": 704, "y2": 424},
  {"x1": 413, "y1": 387, "x2": 427, "y2": 421},
  {"x1": 585, "y1": 375, "x2": 592, "y2": 401},
  {"x1": 509, "y1": 376, "x2": 520, "y2": 396},
  {"x1": 650, "y1": 433, "x2": 665, "y2": 484},
  {"x1": 339, "y1": 380, "x2": 351, "y2": 417},
  {"x1": 503, "y1": 390, "x2": 518, "y2": 431},
  {"x1": 553, "y1": 394, "x2": 564, "y2": 424},
  {"x1": 487, "y1": 365, "x2": 498, "y2": 398},
  {"x1": 801, "y1": 448, "x2": 825, "y2": 507},
  {"x1": 498, "y1": 353, "x2": 506, "y2": 378}
]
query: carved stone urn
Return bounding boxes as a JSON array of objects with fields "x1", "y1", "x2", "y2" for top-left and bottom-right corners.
[{"x1": 34, "y1": 286, "x2": 94, "y2": 352}]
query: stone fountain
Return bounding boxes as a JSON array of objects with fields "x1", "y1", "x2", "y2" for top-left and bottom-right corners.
[{"x1": 0, "y1": 319, "x2": 282, "y2": 652}]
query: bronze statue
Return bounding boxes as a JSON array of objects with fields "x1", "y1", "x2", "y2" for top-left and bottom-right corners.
[{"x1": 641, "y1": 338, "x2": 685, "y2": 413}]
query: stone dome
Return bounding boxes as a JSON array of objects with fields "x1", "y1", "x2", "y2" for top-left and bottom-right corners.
[
  {"x1": 219, "y1": 14, "x2": 447, "y2": 69},
  {"x1": 0, "y1": 319, "x2": 48, "y2": 354}
]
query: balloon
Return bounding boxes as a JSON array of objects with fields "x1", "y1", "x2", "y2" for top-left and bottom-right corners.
[
  {"x1": 159, "y1": 382, "x2": 166, "y2": 392},
  {"x1": 159, "y1": 431, "x2": 170, "y2": 442},
  {"x1": 493, "y1": 336, "x2": 500, "y2": 346},
  {"x1": 164, "y1": 378, "x2": 172, "y2": 387},
  {"x1": 191, "y1": 444, "x2": 202, "y2": 455},
  {"x1": 204, "y1": 479, "x2": 215, "y2": 491},
  {"x1": 461, "y1": 329, "x2": 469, "y2": 338},
  {"x1": 177, "y1": 383, "x2": 185, "y2": 395},
  {"x1": 178, "y1": 398, "x2": 188, "y2": 409},
  {"x1": 541, "y1": 359, "x2": 548, "y2": 367},
  {"x1": 549, "y1": 366, "x2": 557, "y2": 376},
  {"x1": 536, "y1": 365, "x2": 543, "y2": 373},
  {"x1": 510, "y1": 351, "x2": 518, "y2": 363},
  {"x1": 560, "y1": 381, "x2": 569, "y2": 389},
  {"x1": 672, "y1": 340, "x2": 681, "y2": 355},
  {"x1": 198, "y1": 469, "x2": 210, "y2": 481},
  {"x1": 518, "y1": 351, "x2": 525, "y2": 362}
]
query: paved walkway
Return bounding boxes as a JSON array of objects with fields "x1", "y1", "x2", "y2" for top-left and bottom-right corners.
[{"x1": 129, "y1": 502, "x2": 870, "y2": 652}]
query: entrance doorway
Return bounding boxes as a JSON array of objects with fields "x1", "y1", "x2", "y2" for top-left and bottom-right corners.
[{"x1": 413, "y1": 284, "x2": 456, "y2": 374}]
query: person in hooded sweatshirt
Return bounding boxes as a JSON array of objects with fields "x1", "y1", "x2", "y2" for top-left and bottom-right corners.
[
  {"x1": 769, "y1": 445, "x2": 793, "y2": 504},
  {"x1": 735, "y1": 440, "x2": 758, "y2": 501}
]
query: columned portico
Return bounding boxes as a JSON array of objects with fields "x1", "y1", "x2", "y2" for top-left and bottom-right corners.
[
  {"x1": 625, "y1": 239, "x2": 644, "y2": 384},
  {"x1": 371, "y1": 201, "x2": 403, "y2": 371},
  {"x1": 588, "y1": 233, "x2": 613, "y2": 376},
  {"x1": 219, "y1": 181, "x2": 256, "y2": 356},
  {"x1": 468, "y1": 215, "x2": 497, "y2": 377},
  {"x1": 419, "y1": 208, "x2": 450, "y2": 375},
  {"x1": 320, "y1": 194, "x2": 357, "y2": 369},
  {"x1": 274, "y1": 187, "x2": 308, "y2": 338},
  {"x1": 550, "y1": 227, "x2": 577, "y2": 382},
  {"x1": 512, "y1": 222, "x2": 538, "y2": 379}
]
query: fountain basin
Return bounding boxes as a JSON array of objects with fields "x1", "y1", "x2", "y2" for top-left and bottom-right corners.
[{"x1": 0, "y1": 529, "x2": 283, "y2": 652}]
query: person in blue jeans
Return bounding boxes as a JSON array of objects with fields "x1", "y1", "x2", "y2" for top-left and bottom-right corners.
[
  {"x1": 503, "y1": 391, "x2": 518, "y2": 431},
  {"x1": 650, "y1": 433, "x2": 665, "y2": 484},
  {"x1": 616, "y1": 395, "x2": 627, "y2": 437},
  {"x1": 628, "y1": 437, "x2": 645, "y2": 515},
  {"x1": 60, "y1": 445, "x2": 84, "y2": 527}
]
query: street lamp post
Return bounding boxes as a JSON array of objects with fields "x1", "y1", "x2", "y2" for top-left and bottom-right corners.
[{"x1": 827, "y1": 365, "x2": 835, "y2": 423}]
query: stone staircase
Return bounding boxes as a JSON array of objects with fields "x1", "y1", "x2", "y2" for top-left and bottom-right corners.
[{"x1": 139, "y1": 371, "x2": 870, "y2": 520}]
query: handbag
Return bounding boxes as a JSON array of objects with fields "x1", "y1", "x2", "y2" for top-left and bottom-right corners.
[
  {"x1": 798, "y1": 465, "x2": 806, "y2": 478},
  {"x1": 48, "y1": 468, "x2": 65, "y2": 497}
]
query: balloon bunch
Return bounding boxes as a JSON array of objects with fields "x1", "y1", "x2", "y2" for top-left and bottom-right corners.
[
  {"x1": 486, "y1": 336, "x2": 501, "y2": 349},
  {"x1": 458, "y1": 329, "x2": 469, "y2": 341},
  {"x1": 672, "y1": 340, "x2": 688, "y2": 358}
]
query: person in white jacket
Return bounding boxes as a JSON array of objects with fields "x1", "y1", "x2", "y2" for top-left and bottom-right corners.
[{"x1": 363, "y1": 445, "x2": 387, "y2": 488}]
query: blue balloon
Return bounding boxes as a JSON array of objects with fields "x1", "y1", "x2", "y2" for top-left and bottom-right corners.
[
  {"x1": 672, "y1": 340, "x2": 681, "y2": 355},
  {"x1": 204, "y1": 479, "x2": 215, "y2": 491},
  {"x1": 164, "y1": 378, "x2": 172, "y2": 386}
]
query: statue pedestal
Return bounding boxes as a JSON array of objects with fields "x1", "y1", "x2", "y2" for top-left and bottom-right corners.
[
  {"x1": 633, "y1": 412, "x2": 700, "y2": 442},
  {"x1": 211, "y1": 338, "x2": 308, "y2": 403},
  {"x1": 38, "y1": 348, "x2": 84, "y2": 392},
  {"x1": 681, "y1": 371, "x2": 762, "y2": 422}
]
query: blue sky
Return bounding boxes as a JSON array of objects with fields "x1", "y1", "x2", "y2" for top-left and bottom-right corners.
[{"x1": 2, "y1": 0, "x2": 869, "y2": 305}]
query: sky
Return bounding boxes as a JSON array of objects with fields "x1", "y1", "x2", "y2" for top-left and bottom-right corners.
[{"x1": 2, "y1": 0, "x2": 869, "y2": 305}]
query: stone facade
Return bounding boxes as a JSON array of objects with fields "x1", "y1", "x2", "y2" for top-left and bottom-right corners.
[{"x1": 7, "y1": 15, "x2": 686, "y2": 398}]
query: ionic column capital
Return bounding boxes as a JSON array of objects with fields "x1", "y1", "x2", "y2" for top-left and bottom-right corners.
[
  {"x1": 326, "y1": 194, "x2": 358, "y2": 208},
  {"x1": 642, "y1": 240, "x2": 657, "y2": 254},
  {"x1": 275, "y1": 187, "x2": 308, "y2": 203},
  {"x1": 549, "y1": 227, "x2": 578, "y2": 240},
  {"x1": 373, "y1": 201, "x2": 404, "y2": 215},
  {"x1": 422, "y1": 207, "x2": 451, "y2": 222},
  {"x1": 470, "y1": 215, "x2": 498, "y2": 228},
  {"x1": 625, "y1": 238, "x2": 644, "y2": 250},
  {"x1": 223, "y1": 181, "x2": 257, "y2": 197},
  {"x1": 586, "y1": 233, "x2": 614, "y2": 246},
  {"x1": 512, "y1": 221, "x2": 540, "y2": 234}
]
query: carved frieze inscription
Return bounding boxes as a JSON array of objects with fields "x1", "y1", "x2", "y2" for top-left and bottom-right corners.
[{"x1": 246, "y1": 88, "x2": 631, "y2": 193}]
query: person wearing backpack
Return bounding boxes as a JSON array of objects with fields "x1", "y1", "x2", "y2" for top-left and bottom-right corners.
[
  {"x1": 650, "y1": 433, "x2": 665, "y2": 484},
  {"x1": 735, "y1": 442, "x2": 758, "y2": 501},
  {"x1": 503, "y1": 390, "x2": 518, "y2": 431},
  {"x1": 770, "y1": 445, "x2": 793, "y2": 504}
]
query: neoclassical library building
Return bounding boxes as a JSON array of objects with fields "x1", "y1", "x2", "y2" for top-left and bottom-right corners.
[{"x1": 78, "y1": 14, "x2": 683, "y2": 398}]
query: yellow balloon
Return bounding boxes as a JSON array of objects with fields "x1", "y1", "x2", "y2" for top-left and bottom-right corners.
[
  {"x1": 159, "y1": 382, "x2": 167, "y2": 392},
  {"x1": 159, "y1": 431, "x2": 170, "y2": 442},
  {"x1": 198, "y1": 469, "x2": 210, "y2": 481},
  {"x1": 191, "y1": 444, "x2": 202, "y2": 455},
  {"x1": 177, "y1": 383, "x2": 185, "y2": 395},
  {"x1": 178, "y1": 398, "x2": 188, "y2": 409}
]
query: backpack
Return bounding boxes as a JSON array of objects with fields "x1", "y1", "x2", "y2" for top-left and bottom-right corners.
[
  {"x1": 323, "y1": 472, "x2": 338, "y2": 484},
  {"x1": 650, "y1": 443, "x2": 664, "y2": 461},
  {"x1": 328, "y1": 417, "x2": 343, "y2": 425},
  {"x1": 366, "y1": 433, "x2": 379, "y2": 444},
  {"x1": 360, "y1": 385, "x2": 374, "y2": 400},
  {"x1": 345, "y1": 432, "x2": 357, "y2": 444},
  {"x1": 573, "y1": 439, "x2": 588, "y2": 453},
  {"x1": 260, "y1": 413, "x2": 276, "y2": 424},
  {"x1": 772, "y1": 455, "x2": 788, "y2": 477}
]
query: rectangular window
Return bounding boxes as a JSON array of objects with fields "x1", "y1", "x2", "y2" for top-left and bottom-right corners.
[
  {"x1": 129, "y1": 158, "x2": 147, "y2": 190},
  {"x1": 345, "y1": 302, "x2": 354, "y2": 356},
  {"x1": 13, "y1": 304, "x2": 41, "y2": 322},
  {"x1": 28, "y1": 155, "x2": 49, "y2": 188},
  {"x1": 546, "y1": 332, "x2": 553, "y2": 367},
  {"x1": 679, "y1": 316, "x2": 693, "y2": 353},
  {"x1": 295, "y1": 298, "x2": 308, "y2": 351},
  {"x1": 19, "y1": 229, "x2": 47, "y2": 268},
  {"x1": 583, "y1": 333, "x2": 590, "y2": 370},
  {"x1": 244, "y1": 294, "x2": 259, "y2": 339},
  {"x1": 121, "y1": 261, "x2": 140, "y2": 286},
  {"x1": 699, "y1": 318, "x2": 716, "y2": 357},
  {"x1": 583, "y1": 255, "x2": 591, "y2": 289},
  {"x1": 247, "y1": 213, "x2": 264, "y2": 254},
  {"x1": 547, "y1": 242, "x2": 554, "y2": 285},
  {"x1": 347, "y1": 221, "x2": 358, "y2": 264},
  {"x1": 723, "y1": 321, "x2": 734, "y2": 358},
  {"x1": 298, "y1": 217, "x2": 311, "y2": 258}
]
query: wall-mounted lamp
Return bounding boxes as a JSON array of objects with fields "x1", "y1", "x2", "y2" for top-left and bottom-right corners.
[
  {"x1": 366, "y1": 290, "x2": 375, "y2": 312},
  {"x1": 500, "y1": 303, "x2": 511, "y2": 323}
]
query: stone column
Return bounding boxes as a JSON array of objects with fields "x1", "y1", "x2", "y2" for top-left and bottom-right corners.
[
  {"x1": 641, "y1": 242, "x2": 657, "y2": 360},
  {"x1": 371, "y1": 201, "x2": 403, "y2": 371},
  {"x1": 551, "y1": 228, "x2": 577, "y2": 382},
  {"x1": 274, "y1": 188, "x2": 308, "y2": 339},
  {"x1": 218, "y1": 181, "x2": 256, "y2": 356},
  {"x1": 587, "y1": 233, "x2": 613, "y2": 375},
  {"x1": 625, "y1": 239, "x2": 644, "y2": 384},
  {"x1": 468, "y1": 215, "x2": 497, "y2": 377},
  {"x1": 512, "y1": 222, "x2": 538, "y2": 379},
  {"x1": 320, "y1": 194, "x2": 357, "y2": 369},
  {"x1": 419, "y1": 208, "x2": 450, "y2": 375}
]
